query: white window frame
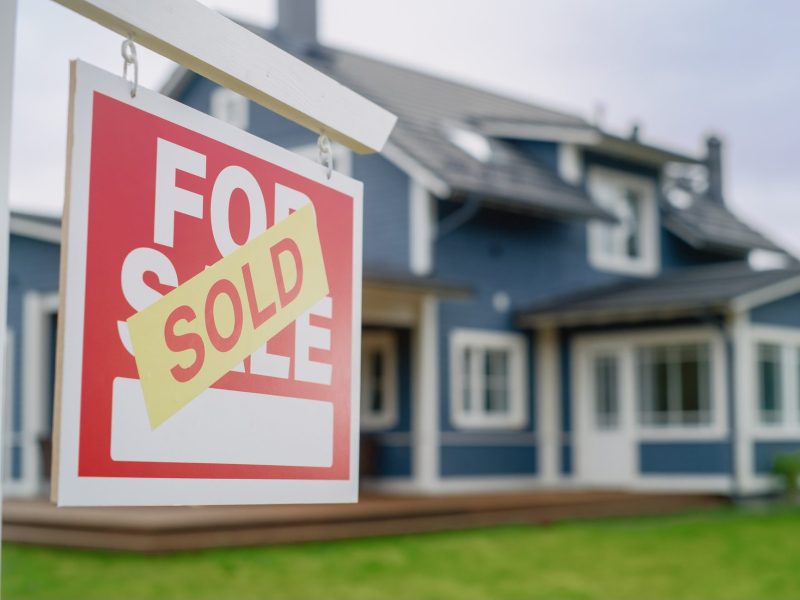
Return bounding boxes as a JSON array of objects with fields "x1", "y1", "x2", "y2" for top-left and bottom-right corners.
[
  {"x1": 587, "y1": 165, "x2": 659, "y2": 277},
  {"x1": 574, "y1": 327, "x2": 727, "y2": 440},
  {"x1": 636, "y1": 342, "x2": 714, "y2": 428},
  {"x1": 5, "y1": 291, "x2": 60, "y2": 497},
  {"x1": 209, "y1": 87, "x2": 250, "y2": 131},
  {"x1": 749, "y1": 325, "x2": 800, "y2": 437},
  {"x1": 290, "y1": 142, "x2": 353, "y2": 178},
  {"x1": 449, "y1": 329, "x2": 527, "y2": 430},
  {"x1": 2, "y1": 328, "x2": 20, "y2": 493},
  {"x1": 360, "y1": 331, "x2": 399, "y2": 431}
]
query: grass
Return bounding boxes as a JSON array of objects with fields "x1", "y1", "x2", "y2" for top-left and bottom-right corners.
[{"x1": 4, "y1": 506, "x2": 800, "y2": 600}]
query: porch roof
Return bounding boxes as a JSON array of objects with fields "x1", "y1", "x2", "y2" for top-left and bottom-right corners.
[
  {"x1": 363, "y1": 266, "x2": 472, "y2": 298},
  {"x1": 518, "y1": 261, "x2": 800, "y2": 327}
]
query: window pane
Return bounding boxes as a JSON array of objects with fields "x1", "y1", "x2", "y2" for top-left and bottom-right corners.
[
  {"x1": 370, "y1": 351, "x2": 384, "y2": 413},
  {"x1": 624, "y1": 189, "x2": 641, "y2": 259},
  {"x1": 758, "y1": 343, "x2": 782, "y2": 424},
  {"x1": 485, "y1": 349, "x2": 510, "y2": 415},
  {"x1": 594, "y1": 355, "x2": 619, "y2": 429},
  {"x1": 637, "y1": 343, "x2": 712, "y2": 427},
  {"x1": 462, "y1": 347, "x2": 472, "y2": 413}
]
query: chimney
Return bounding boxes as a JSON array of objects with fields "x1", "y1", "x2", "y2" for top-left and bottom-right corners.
[
  {"x1": 276, "y1": 0, "x2": 318, "y2": 48},
  {"x1": 705, "y1": 134, "x2": 724, "y2": 204}
]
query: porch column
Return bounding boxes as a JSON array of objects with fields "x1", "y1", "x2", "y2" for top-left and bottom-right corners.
[
  {"x1": 729, "y1": 311, "x2": 755, "y2": 495},
  {"x1": 536, "y1": 326, "x2": 560, "y2": 484},
  {"x1": 413, "y1": 295, "x2": 439, "y2": 491}
]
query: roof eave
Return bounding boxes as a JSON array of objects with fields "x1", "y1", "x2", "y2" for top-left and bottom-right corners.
[
  {"x1": 588, "y1": 134, "x2": 702, "y2": 166},
  {"x1": 517, "y1": 302, "x2": 729, "y2": 329}
]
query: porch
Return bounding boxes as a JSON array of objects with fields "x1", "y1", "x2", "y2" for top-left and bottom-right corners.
[{"x1": 3, "y1": 490, "x2": 726, "y2": 553}]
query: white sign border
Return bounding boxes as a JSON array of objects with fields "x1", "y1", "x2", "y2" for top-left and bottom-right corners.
[{"x1": 55, "y1": 60, "x2": 363, "y2": 507}]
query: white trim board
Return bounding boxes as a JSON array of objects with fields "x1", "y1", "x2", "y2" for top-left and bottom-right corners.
[
  {"x1": 53, "y1": 0, "x2": 396, "y2": 154},
  {"x1": 9, "y1": 216, "x2": 61, "y2": 245}
]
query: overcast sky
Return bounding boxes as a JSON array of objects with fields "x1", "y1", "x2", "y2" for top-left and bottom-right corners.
[{"x1": 9, "y1": 0, "x2": 800, "y2": 253}]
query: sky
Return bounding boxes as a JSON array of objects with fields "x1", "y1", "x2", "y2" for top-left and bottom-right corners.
[{"x1": 8, "y1": 0, "x2": 800, "y2": 254}]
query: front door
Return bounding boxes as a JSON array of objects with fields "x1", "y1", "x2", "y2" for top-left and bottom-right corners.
[{"x1": 575, "y1": 344, "x2": 635, "y2": 487}]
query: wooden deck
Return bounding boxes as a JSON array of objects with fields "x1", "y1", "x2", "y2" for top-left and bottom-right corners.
[{"x1": 3, "y1": 491, "x2": 727, "y2": 553}]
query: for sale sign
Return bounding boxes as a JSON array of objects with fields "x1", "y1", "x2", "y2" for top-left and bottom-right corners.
[{"x1": 52, "y1": 61, "x2": 363, "y2": 506}]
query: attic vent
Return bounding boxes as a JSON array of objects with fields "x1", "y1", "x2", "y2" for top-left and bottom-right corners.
[
  {"x1": 210, "y1": 88, "x2": 249, "y2": 130},
  {"x1": 446, "y1": 127, "x2": 493, "y2": 163}
]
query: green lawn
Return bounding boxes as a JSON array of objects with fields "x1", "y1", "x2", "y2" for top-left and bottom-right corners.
[{"x1": 4, "y1": 506, "x2": 800, "y2": 600}]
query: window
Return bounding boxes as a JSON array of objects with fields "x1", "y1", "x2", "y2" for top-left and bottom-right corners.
[
  {"x1": 450, "y1": 329, "x2": 527, "y2": 429},
  {"x1": 758, "y1": 343, "x2": 783, "y2": 425},
  {"x1": 637, "y1": 343, "x2": 711, "y2": 427},
  {"x1": 360, "y1": 331, "x2": 398, "y2": 431},
  {"x1": 210, "y1": 88, "x2": 249, "y2": 130},
  {"x1": 587, "y1": 166, "x2": 659, "y2": 277},
  {"x1": 445, "y1": 127, "x2": 493, "y2": 163},
  {"x1": 593, "y1": 353, "x2": 620, "y2": 429}
]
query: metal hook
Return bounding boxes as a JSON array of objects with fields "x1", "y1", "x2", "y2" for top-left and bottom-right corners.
[
  {"x1": 121, "y1": 36, "x2": 138, "y2": 98},
  {"x1": 317, "y1": 133, "x2": 333, "y2": 180}
]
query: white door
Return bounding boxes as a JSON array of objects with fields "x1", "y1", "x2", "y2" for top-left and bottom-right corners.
[{"x1": 575, "y1": 345, "x2": 635, "y2": 487}]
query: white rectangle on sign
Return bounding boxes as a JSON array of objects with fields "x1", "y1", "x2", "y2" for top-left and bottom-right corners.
[{"x1": 111, "y1": 378, "x2": 333, "y2": 467}]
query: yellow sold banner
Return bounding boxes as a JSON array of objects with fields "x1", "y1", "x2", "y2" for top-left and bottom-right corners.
[{"x1": 128, "y1": 203, "x2": 329, "y2": 429}]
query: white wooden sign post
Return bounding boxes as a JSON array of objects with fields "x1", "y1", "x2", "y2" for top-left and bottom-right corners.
[
  {"x1": 0, "y1": 0, "x2": 18, "y2": 553},
  {"x1": 1, "y1": 0, "x2": 396, "y2": 508}
]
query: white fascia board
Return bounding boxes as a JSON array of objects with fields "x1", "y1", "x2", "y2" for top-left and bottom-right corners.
[
  {"x1": 9, "y1": 216, "x2": 61, "y2": 245},
  {"x1": 731, "y1": 275, "x2": 800, "y2": 314},
  {"x1": 381, "y1": 143, "x2": 451, "y2": 199},
  {"x1": 53, "y1": 0, "x2": 397, "y2": 154},
  {"x1": 478, "y1": 122, "x2": 601, "y2": 145}
]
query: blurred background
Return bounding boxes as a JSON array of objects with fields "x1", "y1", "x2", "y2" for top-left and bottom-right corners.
[{"x1": 4, "y1": 2, "x2": 800, "y2": 599}]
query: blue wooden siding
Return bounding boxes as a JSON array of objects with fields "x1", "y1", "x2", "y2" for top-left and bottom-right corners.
[
  {"x1": 639, "y1": 442, "x2": 732, "y2": 474},
  {"x1": 6, "y1": 235, "x2": 60, "y2": 480},
  {"x1": 351, "y1": 152, "x2": 410, "y2": 271},
  {"x1": 750, "y1": 293, "x2": 800, "y2": 328},
  {"x1": 753, "y1": 441, "x2": 800, "y2": 474},
  {"x1": 362, "y1": 327, "x2": 413, "y2": 478},
  {"x1": 180, "y1": 78, "x2": 412, "y2": 273},
  {"x1": 440, "y1": 445, "x2": 537, "y2": 477}
]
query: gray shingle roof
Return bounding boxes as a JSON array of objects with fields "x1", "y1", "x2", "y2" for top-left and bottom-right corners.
[
  {"x1": 297, "y1": 44, "x2": 614, "y2": 221},
  {"x1": 519, "y1": 261, "x2": 800, "y2": 326},
  {"x1": 663, "y1": 197, "x2": 782, "y2": 254},
  {"x1": 162, "y1": 23, "x2": 784, "y2": 252}
]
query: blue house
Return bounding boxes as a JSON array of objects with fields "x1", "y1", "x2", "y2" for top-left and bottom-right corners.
[{"x1": 5, "y1": 0, "x2": 800, "y2": 498}]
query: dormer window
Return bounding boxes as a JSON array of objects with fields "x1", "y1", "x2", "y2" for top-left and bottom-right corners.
[
  {"x1": 446, "y1": 127, "x2": 493, "y2": 163},
  {"x1": 587, "y1": 166, "x2": 659, "y2": 277}
]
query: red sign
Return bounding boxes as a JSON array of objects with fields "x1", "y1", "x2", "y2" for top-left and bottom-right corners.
[{"x1": 54, "y1": 61, "x2": 362, "y2": 506}]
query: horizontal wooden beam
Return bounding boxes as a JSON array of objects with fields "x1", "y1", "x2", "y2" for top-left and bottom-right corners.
[{"x1": 52, "y1": 0, "x2": 397, "y2": 154}]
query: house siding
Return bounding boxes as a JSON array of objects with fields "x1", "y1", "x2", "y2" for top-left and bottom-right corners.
[
  {"x1": 440, "y1": 445, "x2": 538, "y2": 477},
  {"x1": 750, "y1": 293, "x2": 800, "y2": 329},
  {"x1": 754, "y1": 441, "x2": 800, "y2": 474},
  {"x1": 639, "y1": 442, "x2": 731, "y2": 475}
]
